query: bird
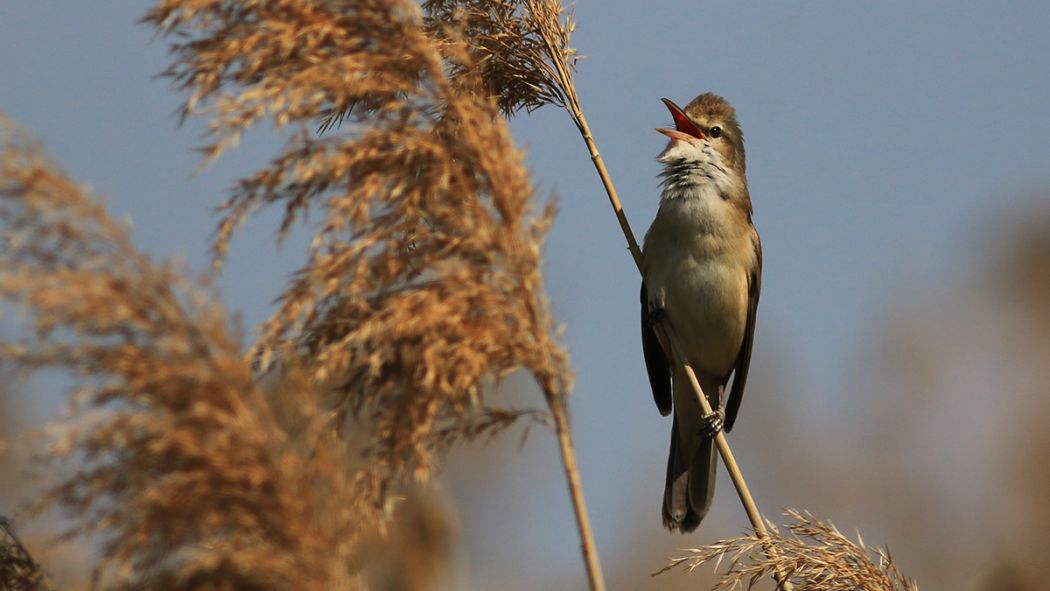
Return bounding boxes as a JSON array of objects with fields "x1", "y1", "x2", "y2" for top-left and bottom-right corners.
[{"x1": 640, "y1": 93, "x2": 761, "y2": 533}]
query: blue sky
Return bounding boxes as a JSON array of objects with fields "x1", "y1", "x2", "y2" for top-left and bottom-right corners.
[{"x1": 3, "y1": 1, "x2": 1049, "y2": 589}]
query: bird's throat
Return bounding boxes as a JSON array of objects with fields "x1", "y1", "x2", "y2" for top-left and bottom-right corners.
[{"x1": 657, "y1": 140, "x2": 740, "y2": 202}]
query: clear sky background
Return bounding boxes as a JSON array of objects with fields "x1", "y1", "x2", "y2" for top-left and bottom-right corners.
[{"x1": 2, "y1": 2, "x2": 1050, "y2": 589}]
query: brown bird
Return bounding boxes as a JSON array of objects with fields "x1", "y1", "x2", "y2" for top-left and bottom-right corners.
[{"x1": 641, "y1": 93, "x2": 761, "y2": 532}]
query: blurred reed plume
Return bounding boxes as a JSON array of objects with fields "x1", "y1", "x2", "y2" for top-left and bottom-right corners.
[
  {"x1": 143, "y1": 0, "x2": 573, "y2": 485},
  {"x1": 657, "y1": 510, "x2": 917, "y2": 591},
  {"x1": 0, "y1": 115, "x2": 391, "y2": 588}
]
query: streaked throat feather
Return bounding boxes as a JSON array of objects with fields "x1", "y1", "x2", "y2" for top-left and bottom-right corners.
[{"x1": 657, "y1": 142, "x2": 737, "y2": 202}]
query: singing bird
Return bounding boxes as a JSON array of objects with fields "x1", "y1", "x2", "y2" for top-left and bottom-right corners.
[{"x1": 641, "y1": 93, "x2": 761, "y2": 533}]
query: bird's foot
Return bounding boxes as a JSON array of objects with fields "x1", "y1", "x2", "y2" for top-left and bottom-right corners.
[
  {"x1": 699, "y1": 409, "x2": 724, "y2": 439},
  {"x1": 647, "y1": 307, "x2": 667, "y2": 328}
]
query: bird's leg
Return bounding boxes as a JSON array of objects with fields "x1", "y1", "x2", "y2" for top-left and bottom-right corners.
[
  {"x1": 698, "y1": 408, "x2": 724, "y2": 439},
  {"x1": 700, "y1": 384, "x2": 726, "y2": 438}
]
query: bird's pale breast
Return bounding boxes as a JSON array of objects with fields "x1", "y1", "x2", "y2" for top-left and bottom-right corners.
[{"x1": 643, "y1": 186, "x2": 753, "y2": 378}]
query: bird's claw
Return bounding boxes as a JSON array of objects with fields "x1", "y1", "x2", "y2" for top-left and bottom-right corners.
[
  {"x1": 647, "y1": 307, "x2": 667, "y2": 328},
  {"x1": 699, "y1": 409, "x2": 724, "y2": 439}
]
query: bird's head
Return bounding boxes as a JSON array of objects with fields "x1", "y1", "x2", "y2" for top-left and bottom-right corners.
[{"x1": 656, "y1": 93, "x2": 746, "y2": 174}]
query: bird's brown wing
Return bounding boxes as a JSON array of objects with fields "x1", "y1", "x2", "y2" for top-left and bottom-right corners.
[
  {"x1": 724, "y1": 231, "x2": 761, "y2": 432},
  {"x1": 641, "y1": 282, "x2": 672, "y2": 416}
]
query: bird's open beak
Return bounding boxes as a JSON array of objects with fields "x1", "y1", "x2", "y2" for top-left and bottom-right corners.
[{"x1": 656, "y1": 98, "x2": 705, "y2": 142}]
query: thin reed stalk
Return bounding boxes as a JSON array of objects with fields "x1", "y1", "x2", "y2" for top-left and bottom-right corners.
[{"x1": 551, "y1": 407, "x2": 606, "y2": 591}]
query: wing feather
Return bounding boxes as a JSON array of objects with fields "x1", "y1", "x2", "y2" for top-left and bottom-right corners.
[
  {"x1": 724, "y1": 231, "x2": 761, "y2": 432},
  {"x1": 641, "y1": 283, "x2": 673, "y2": 416}
]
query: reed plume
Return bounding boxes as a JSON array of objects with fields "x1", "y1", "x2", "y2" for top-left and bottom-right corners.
[
  {"x1": 1, "y1": 0, "x2": 586, "y2": 587},
  {"x1": 656, "y1": 510, "x2": 918, "y2": 591},
  {"x1": 420, "y1": 0, "x2": 575, "y2": 116},
  {"x1": 143, "y1": 0, "x2": 572, "y2": 485},
  {"x1": 0, "y1": 115, "x2": 388, "y2": 589}
]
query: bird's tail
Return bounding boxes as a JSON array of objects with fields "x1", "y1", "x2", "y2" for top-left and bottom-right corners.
[
  {"x1": 662, "y1": 374, "x2": 720, "y2": 533},
  {"x1": 662, "y1": 420, "x2": 716, "y2": 532}
]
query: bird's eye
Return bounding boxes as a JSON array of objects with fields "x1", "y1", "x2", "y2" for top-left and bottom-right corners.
[{"x1": 709, "y1": 126, "x2": 723, "y2": 139}]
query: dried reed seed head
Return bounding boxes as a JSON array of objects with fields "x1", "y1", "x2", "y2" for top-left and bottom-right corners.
[
  {"x1": 3, "y1": 0, "x2": 581, "y2": 587},
  {"x1": 421, "y1": 0, "x2": 577, "y2": 116},
  {"x1": 144, "y1": 0, "x2": 572, "y2": 482},
  {"x1": 657, "y1": 510, "x2": 919, "y2": 591},
  {"x1": 0, "y1": 115, "x2": 397, "y2": 589}
]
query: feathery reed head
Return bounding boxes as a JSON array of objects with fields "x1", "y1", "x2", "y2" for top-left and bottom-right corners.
[
  {"x1": 656, "y1": 509, "x2": 918, "y2": 591},
  {"x1": 4, "y1": 0, "x2": 584, "y2": 587},
  {"x1": 0, "y1": 115, "x2": 386, "y2": 589},
  {"x1": 421, "y1": 0, "x2": 576, "y2": 117},
  {"x1": 143, "y1": 0, "x2": 573, "y2": 483}
]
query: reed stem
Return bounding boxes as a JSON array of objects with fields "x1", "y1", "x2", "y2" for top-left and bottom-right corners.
[{"x1": 551, "y1": 404, "x2": 607, "y2": 591}]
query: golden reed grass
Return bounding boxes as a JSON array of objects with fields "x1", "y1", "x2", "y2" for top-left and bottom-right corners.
[
  {"x1": 657, "y1": 510, "x2": 918, "y2": 591},
  {"x1": 0, "y1": 118, "x2": 383, "y2": 589},
  {"x1": 144, "y1": 0, "x2": 602, "y2": 586},
  {"x1": 1, "y1": 0, "x2": 577, "y2": 588},
  {"x1": 0, "y1": 1, "x2": 918, "y2": 590},
  {"x1": 145, "y1": 0, "x2": 572, "y2": 481}
]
